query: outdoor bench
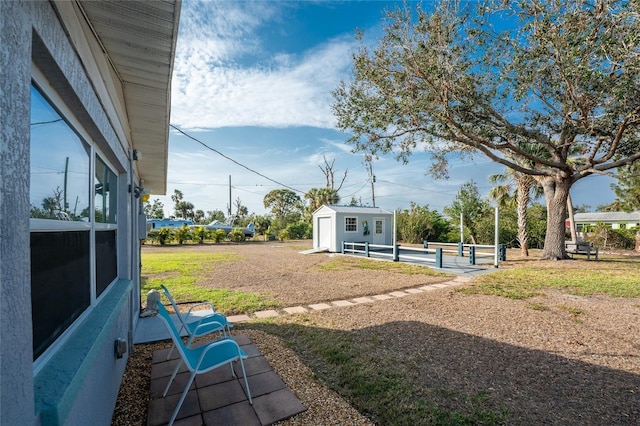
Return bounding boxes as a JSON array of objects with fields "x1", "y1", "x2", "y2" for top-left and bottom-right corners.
[{"x1": 565, "y1": 241, "x2": 599, "y2": 261}]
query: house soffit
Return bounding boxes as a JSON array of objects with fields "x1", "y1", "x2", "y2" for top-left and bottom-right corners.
[{"x1": 77, "y1": 0, "x2": 181, "y2": 194}]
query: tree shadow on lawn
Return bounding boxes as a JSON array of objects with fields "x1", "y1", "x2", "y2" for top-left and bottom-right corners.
[{"x1": 248, "y1": 320, "x2": 640, "y2": 425}]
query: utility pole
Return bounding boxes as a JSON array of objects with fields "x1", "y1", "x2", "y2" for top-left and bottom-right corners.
[
  {"x1": 364, "y1": 155, "x2": 376, "y2": 207},
  {"x1": 227, "y1": 175, "x2": 232, "y2": 220},
  {"x1": 63, "y1": 156, "x2": 69, "y2": 210}
]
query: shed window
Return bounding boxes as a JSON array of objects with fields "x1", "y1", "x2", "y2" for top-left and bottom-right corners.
[{"x1": 345, "y1": 217, "x2": 357, "y2": 232}]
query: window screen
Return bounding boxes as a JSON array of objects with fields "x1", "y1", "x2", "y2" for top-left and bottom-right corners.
[
  {"x1": 95, "y1": 230, "x2": 117, "y2": 297},
  {"x1": 31, "y1": 231, "x2": 91, "y2": 360}
]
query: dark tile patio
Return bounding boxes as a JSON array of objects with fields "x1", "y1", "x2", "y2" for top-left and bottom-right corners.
[{"x1": 147, "y1": 334, "x2": 306, "y2": 426}]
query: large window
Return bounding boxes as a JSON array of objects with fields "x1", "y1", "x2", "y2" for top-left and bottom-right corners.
[
  {"x1": 94, "y1": 155, "x2": 118, "y2": 297},
  {"x1": 30, "y1": 84, "x2": 119, "y2": 361},
  {"x1": 30, "y1": 87, "x2": 90, "y2": 221},
  {"x1": 95, "y1": 155, "x2": 117, "y2": 224}
]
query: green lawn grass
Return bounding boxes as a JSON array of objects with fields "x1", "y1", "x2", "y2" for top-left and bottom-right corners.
[
  {"x1": 459, "y1": 259, "x2": 640, "y2": 299},
  {"x1": 141, "y1": 250, "x2": 278, "y2": 314}
]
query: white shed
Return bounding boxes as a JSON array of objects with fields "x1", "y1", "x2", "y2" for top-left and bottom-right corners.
[{"x1": 313, "y1": 205, "x2": 394, "y2": 252}]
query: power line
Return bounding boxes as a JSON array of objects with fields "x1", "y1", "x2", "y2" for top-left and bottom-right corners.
[
  {"x1": 170, "y1": 124, "x2": 305, "y2": 194},
  {"x1": 30, "y1": 119, "x2": 63, "y2": 126}
]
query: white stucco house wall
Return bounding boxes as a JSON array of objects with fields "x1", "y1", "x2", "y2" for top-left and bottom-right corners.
[
  {"x1": 1, "y1": 1, "x2": 180, "y2": 424},
  {"x1": 572, "y1": 211, "x2": 640, "y2": 235},
  {"x1": 313, "y1": 205, "x2": 394, "y2": 252}
]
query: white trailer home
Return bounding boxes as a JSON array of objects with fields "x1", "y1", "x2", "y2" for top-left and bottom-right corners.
[{"x1": 313, "y1": 205, "x2": 394, "y2": 252}]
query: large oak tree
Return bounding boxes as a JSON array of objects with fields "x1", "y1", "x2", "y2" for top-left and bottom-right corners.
[{"x1": 332, "y1": 0, "x2": 640, "y2": 259}]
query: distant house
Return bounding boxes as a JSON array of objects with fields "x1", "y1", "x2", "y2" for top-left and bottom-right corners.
[
  {"x1": 571, "y1": 211, "x2": 640, "y2": 235},
  {"x1": 313, "y1": 205, "x2": 394, "y2": 252},
  {"x1": 147, "y1": 218, "x2": 194, "y2": 230},
  {"x1": 1, "y1": 1, "x2": 180, "y2": 425}
]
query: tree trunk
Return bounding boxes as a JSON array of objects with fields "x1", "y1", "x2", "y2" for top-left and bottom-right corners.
[
  {"x1": 567, "y1": 193, "x2": 578, "y2": 243},
  {"x1": 516, "y1": 178, "x2": 532, "y2": 257},
  {"x1": 539, "y1": 177, "x2": 571, "y2": 260}
]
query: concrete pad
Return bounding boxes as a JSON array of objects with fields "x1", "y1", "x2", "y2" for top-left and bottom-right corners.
[
  {"x1": 308, "y1": 303, "x2": 332, "y2": 310},
  {"x1": 254, "y1": 310, "x2": 279, "y2": 319},
  {"x1": 148, "y1": 388, "x2": 200, "y2": 426},
  {"x1": 241, "y1": 370, "x2": 287, "y2": 398},
  {"x1": 353, "y1": 297, "x2": 375, "y2": 304},
  {"x1": 227, "y1": 314, "x2": 252, "y2": 323},
  {"x1": 202, "y1": 401, "x2": 261, "y2": 426},
  {"x1": 283, "y1": 306, "x2": 308, "y2": 314},
  {"x1": 405, "y1": 288, "x2": 423, "y2": 294},
  {"x1": 233, "y1": 334, "x2": 252, "y2": 345},
  {"x1": 418, "y1": 285, "x2": 439, "y2": 291},
  {"x1": 253, "y1": 388, "x2": 307, "y2": 425},
  {"x1": 389, "y1": 291, "x2": 409, "y2": 297},
  {"x1": 372, "y1": 294, "x2": 392, "y2": 300},
  {"x1": 198, "y1": 379, "x2": 247, "y2": 412},
  {"x1": 149, "y1": 334, "x2": 306, "y2": 426},
  {"x1": 332, "y1": 300, "x2": 355, "y2": 307},
  {"x1": 430, "y1": 283, "x2": 450, "y2": 288}
]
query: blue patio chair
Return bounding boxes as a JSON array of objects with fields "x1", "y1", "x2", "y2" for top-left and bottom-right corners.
[
  {"x1": 156, "y1": 300, "x2": 252, "y2": 426},
  {"x1": 160, "y1": 284, "x2": 232, "y2": 359}
]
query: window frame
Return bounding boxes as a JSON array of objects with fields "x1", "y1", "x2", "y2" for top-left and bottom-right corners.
[
  {"x1": 30, "y1": 69, "x2": 121, "y2": 372},
  {"x1": 345, "y1": 216, "x2": 358, "y2": 233}
]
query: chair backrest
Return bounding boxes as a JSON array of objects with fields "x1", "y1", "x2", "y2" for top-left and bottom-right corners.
[
  {"x1": 155, "y1": 300, "x2": 190, "y2": 363},
  {"x1": 160, "y1": 284, "x2": 189, "y2": 328}
]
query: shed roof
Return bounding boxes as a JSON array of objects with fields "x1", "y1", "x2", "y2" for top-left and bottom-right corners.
[
  {"x1": 574, "y1": 211, "x2": 640, "y2": 222},
  {"x1": 315, "y1": 205, "x2": 393, "y2": 215}
]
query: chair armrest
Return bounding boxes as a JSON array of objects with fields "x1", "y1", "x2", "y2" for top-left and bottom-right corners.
[
  {"x1": 192, "y1": 318, "x2": 225, "y2": 336},
  {"x1": 184, "y1": 302, "x2": 216, "y2": 321}
]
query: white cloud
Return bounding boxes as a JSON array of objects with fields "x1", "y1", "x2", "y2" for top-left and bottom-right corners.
[
  {"x1": 320, "y1": 137, "x2": 354, "y2": 155},
  {"x1": 170, "y1": 1, "x2": 357, "y2": 130}
]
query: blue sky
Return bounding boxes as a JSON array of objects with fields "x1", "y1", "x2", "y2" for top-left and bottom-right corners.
[{"x1": 158, "y1": 0, "x2": 616, "y2": 219}]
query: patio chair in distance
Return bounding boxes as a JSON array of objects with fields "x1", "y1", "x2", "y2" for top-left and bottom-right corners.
[
  {"x1": 160, "y1": 284, "x2": 232, "y2": 358},
  {"x1": 156, "y1": 300, "x2": 252, "y2": 425}
]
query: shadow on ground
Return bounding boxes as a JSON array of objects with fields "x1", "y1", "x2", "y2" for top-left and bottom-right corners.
[{"x1": 247, "y1": 320, "x2": 640, "y2": 425}]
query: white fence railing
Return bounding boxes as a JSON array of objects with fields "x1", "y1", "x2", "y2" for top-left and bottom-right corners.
[{"x1": 341, "y1": 241, "x2": 506, "y2": 269}]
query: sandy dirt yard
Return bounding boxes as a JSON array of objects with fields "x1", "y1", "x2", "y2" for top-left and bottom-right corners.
[{"x1": 113, "y1": 241, "x2": 640, "y2": 425}]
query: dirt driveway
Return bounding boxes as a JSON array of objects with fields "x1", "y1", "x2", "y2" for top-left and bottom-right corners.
[{"x1": 142, "y1": 240, "x2": 453, "y2": 309}]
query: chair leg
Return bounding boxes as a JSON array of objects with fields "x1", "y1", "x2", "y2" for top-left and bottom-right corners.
[
  {"x1": 168, "y1": 371, "x2": 197, "y2": 426},
  {"x1": 238, "y1": 358, "x2": 252, "y2": 404},
  {"x1": 166, "y1": 343, "x2": 176, "y2": 360},
  {"x1": 163, "y1": 358, "x2": 184, "y2": 397}
]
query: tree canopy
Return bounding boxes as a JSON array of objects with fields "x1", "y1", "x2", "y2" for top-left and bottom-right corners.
[
  {"x1": 333, "y1": 0, "x2": 640, "y2": 259},
  {"x1": 443, "y1": 181, "x2": 492, "y2": 244},
  {"x1": 611, "y1": 163, "x2": 640, "y2": 212},
  {"x1": 263, "y1": 189, "x2": 302, "y2": 219}
]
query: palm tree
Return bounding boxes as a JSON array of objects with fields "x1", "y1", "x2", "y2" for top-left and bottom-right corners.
[
  {"x1": 305, "y1": 187, "x2": 340, "y2": 212},
  {"x1": 489, "y1": 169, "x2": 541, "y2": 257}
]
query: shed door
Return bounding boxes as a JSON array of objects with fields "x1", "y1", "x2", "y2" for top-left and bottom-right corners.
[
  {"x1": 373, "y1": 217, "x2": 385, "y2": 245},
  {"x1": 317, "y1": 216, "x2": 332, "y2": 249}
]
